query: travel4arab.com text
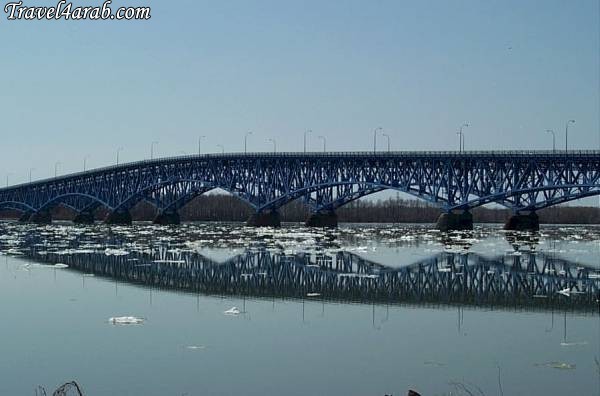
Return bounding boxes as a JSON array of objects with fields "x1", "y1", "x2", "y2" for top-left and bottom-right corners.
[{"x1": 4, "y1": 0, "x2": 150, "y2": 21}]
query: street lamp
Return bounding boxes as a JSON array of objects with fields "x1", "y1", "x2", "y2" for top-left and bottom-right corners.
[
  {"x1": 304, "y1": 130, "x2": 312, "y2": 153},
  {"x1": 565, "y1": 119, "x2": 575, "y2": 152},
  {"x1": 150, "y1": 141, "x2": 158, "y2": 160},
  {"x1": 318, "y1": 135, "x2": 326, "y2": 152},
  {"x1": 29, "y1": 168, "x2": 35, "y2": 183},
  {"x1": 83, "y1": 155, "x2": 90, "y2": 172},
  {"x1": 457, "y1": 123, "x2": 469, "y2": 152},
  {"x1": 373, "y1": 127, "x2": 383, "y2": 153},
  {"x1": 545, "y1": 129, "x2": 556, "y2": 152},
  {"x1": 54, "y1": 162, "x2": 61, "y2": 178},
  {"x1": 116, "y1": 147, "x2": 123, "y2": 165},
  {"x1": 198, "y1": 135, "x2": 206, "y2": 155},
  {"x1": 244, "y1": 131, "x2": 253, "y2": 154},
  {"x1": 5, "y1": 173, "x2": 12, "y2": 187},
  {"x1": 217, "y1": 144, "x2": 224, "y2": 154},
  {"x1": 382, "y1": 133, "x2": 391, "y2": 152},
  {"x1": 268, "y1": 138, "x2": 276, "y2": 153}
]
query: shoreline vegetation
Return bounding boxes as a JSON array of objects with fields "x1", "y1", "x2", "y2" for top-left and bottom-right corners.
[{"x1": 2, "y1": 195, "x2": 599, "y2": 224}]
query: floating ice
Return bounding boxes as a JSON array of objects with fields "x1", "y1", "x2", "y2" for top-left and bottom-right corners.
[
  {"x1": 104, "y1": 248, "x2": 129, "y2": 256},
  {"x1": 108, "y1": 316, "x2": 145, "y2": 325},
  {"x1": 185, "y1": 345, "x2": 206, "y2": 350},
  {"x1": 224, "y1": 307, "x2": 241, "y2": 315}
]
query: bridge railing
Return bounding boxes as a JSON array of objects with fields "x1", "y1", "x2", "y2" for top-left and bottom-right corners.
[{"x1": 2, "y1": 149, "x2": 600, "y2": 191}]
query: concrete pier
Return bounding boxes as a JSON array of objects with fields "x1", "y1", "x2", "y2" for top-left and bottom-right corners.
[
  {"x1": 105, "y1": 210, "x2": 132, "y2": 225},
  {"x1": 504, "y1": 212, "x2": 539, "y2": 231},
  {"x1": 30, "y1": 211, "x2": 52, "y2": 224},
  {"x1": 246, "y1": 211, "x2": 281, "y2": 227},
  {"x1": 73, "y1": 212, "x2": 95, "y2": 224},
  {"x1": 436, "y1": 211, "x2": 473, "y2": 231},
  {"x1": 153, "y1": 211, "x2": 181, "y2": 225},
  {"x1": 306, "y1": 211, "x2": 338, "y2": 227},
  {"x1": 18, "y1": 212, "x2": 31, "y2": 222}
]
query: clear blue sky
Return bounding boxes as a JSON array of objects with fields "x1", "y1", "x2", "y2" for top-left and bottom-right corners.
[{"x1": 1, "y1": 0, "x2": 598, "y2": 183}]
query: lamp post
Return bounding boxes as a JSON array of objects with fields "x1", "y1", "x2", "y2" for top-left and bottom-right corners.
[
  {"x1": 198, "y1": 135, "x2": 206, "y2": 155},
  {"x1": 150, "y1": 141, "x2": 158, "y2": 160},
  {"x1": 217, "y1": 144, "x2": 224, "y2": 154},
  {"x1": 304, "y1": 130, "x2": 312, "y2": 153},
  {"x1": 457, "y1": 123, "x2": 469, "y2": 152},
  {"x1": 373, "y1": 127, "x2": 383, "y2": 153},
  {"x1": 29, "y1": 168, "x2": 35, "y2": 183},
  {"x1": 382, "y1": 133, "x2": 391, "y2": 152},
  {"x1": 5, "y1": 173, "x2": 11, "y2": 187},
  {"x1": 545, "y1": 129, "x2": 556, "y2": 152},
  {"x1": 565, "y1": 119, "x2": 575, "y2": 152},
  {"x1": 244, "y1": 131, "x2": 253, "y2": 154},
  {"x1": 83, "y1": 155, "x2": 90, "y2": 172},
  {"x1": 54, "y1": 162, "x2": 61, "y2": 178},
  {"x1": 116, "y1": 147, "x2": 123, "y2": 165},
  {"x1": 318, "y1": 135, "x2": 326, "y2": 152},
  {"x1": 268, "y1": 138, "x2": 277, "y2": 153}
]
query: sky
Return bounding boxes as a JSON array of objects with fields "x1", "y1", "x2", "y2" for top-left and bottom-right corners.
[{"x1": 0, "y1": 0, "x2": 598, "y2": 184}]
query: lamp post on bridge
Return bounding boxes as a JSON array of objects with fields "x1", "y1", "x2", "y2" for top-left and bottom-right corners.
[
  {"x1": 244, "y1": 131, "x2": 253, "y2": 154},
  {"x1": 373, "y1": 127, "x2": 383, "y2": 153},
  {"x1": 565, "y1": 119, "x2": 575, "y2": 152},
  {"x1": 304, "y1": 130, "x2": 312, "y2": 153},
  {"x1": 198, "y1": 135, "x2": 206, "y2": 155},
  {"x1": 5, "y1": 173, "x2": 12, "y2": 188},
  {"x1": 545, "y1": 130, "x2": 556, "y2": 153},
  {"x1": 83, "y1": 155, "x2": 90, "y2": 172},
  {"x1": 29, "y1": 168, "x2": 35, "y2": 183},
  {"x1": 54, "y1": 162, "x2": 61, "y2": 178},
  {"x1": 268, "y1": 138, "x2": 276, "y2": 153},
  {"x1": 150, "y1": 141, "x2": 158, "y2": 160},
  {"x1": 318, "y1": 135, "x2": 326, "y2": 152},
  {"x1": 217, "y1": 144, "x2": 224, "y2": 154},
  {"x1": 382, "y1": 133, "x2": 391, "y2": 152},
  {"x1": 457, "y1": 123, "x2": 469, "y2": 153},
  {"x1": 116, "y1": 147, "x2": 123, "y2": 165}
]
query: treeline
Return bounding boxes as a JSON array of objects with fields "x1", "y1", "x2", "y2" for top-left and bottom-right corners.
[{"x1": 1, "y1": 195, "x2": 599, "y2": 224}]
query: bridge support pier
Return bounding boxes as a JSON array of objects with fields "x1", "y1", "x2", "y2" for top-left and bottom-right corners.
[
  {"x1": 504, "y1": 212, "x2": 539, "y2": 231},
  {"x1": 436, "y1": 210, "x2": 473, "y2": 232},
  {"x1": 18, "y1": 212, "x2": 32, "y2": 222},
  {"x1": 153, "y1": 210, "x2": 181, "y2": 225},
  {"x1": 306, "y1": 211, "x2": 338, "y2": 227},
  {"x1": 73, "y1": 211, "x2": 95, "y2": 224},
  {"x1": 247, "y1": 210, "x2": 281, "y2": 227},
  {"x1": 105, "y1": 210, "x2": 132, "y2": 225},
  {"x1": 30, "y1": 210, "x2": 52, "y2": 224}
]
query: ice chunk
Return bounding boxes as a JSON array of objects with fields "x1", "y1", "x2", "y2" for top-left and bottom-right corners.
[
  {"x1": 224, "y1": 307, "x2": 241, "y2": 315},
  {"x1": 108, "y1": 316, "x2": 145, "y2": 325}
]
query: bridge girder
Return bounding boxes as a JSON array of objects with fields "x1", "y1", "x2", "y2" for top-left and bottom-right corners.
[{"x1": 0, "y1": 152, "x2": 598, "y2": 217}]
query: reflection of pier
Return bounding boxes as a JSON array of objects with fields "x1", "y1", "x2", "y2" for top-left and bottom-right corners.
[{"x1": 26, "y1": 247, "x2": 600, "y2": 312}]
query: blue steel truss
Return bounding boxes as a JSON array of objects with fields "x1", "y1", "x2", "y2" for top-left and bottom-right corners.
[{"x1": 1, "y1": 150, "x2": 599, "y2": 217}]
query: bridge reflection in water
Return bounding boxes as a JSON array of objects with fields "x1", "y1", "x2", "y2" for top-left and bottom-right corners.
[{"x1": 26, "y1": 246, "x2": 600, "y2": 312}]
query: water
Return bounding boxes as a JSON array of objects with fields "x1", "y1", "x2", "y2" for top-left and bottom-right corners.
[{"x1": 0, "y1": 222, "x2": 599, "y2": 395}]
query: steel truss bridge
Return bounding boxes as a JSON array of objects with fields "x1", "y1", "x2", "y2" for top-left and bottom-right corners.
[
  {"x1": 1, "y1": 150, "x2": 599, "y2": 229},
  {"x1": 23, "y1": 246, "x2": 600, "y2": 312}
]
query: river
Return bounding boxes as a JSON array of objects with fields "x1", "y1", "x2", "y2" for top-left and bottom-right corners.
[{"x1": 0, "y1": 222, "x2": 598, "y2": 395}]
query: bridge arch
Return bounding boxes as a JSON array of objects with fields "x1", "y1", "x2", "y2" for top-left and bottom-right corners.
[
  {"x1": 0, "y1": 201, "x2": 37, "y2": 213},
  {"x1": 37, "y1": 193, "x2": 113, "y2": 213},
  {"x1": 110, "y1": 178, "x2": 258, "y2": 214}
]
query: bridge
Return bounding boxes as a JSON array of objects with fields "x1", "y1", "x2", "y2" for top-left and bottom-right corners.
[{"x1": 1, "y1": 150, "x2": 599, "y2": 230}]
